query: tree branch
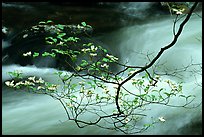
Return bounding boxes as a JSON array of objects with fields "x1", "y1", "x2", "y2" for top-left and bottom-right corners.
[{"x1": 115, "y1": 2, "x2": 198, "y2": 114}]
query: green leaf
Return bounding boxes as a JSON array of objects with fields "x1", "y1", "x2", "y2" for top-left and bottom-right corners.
[
  {"x1": 86, "y1": 25, "x2": 92, "y2": 28},
  {"x1": 178, "y1": 84, "x2": 182, "y2": 92},
  {"x1": 142, "y1": 73, "x2": 149, "y2": 78},
  {"x1": 39, "y1": 21, "x2": 46, "y2": 25},
  {"x1": 57, "y1": 33, "x2": 66, "y2": 38},
  {"x1": 66, "y1": 37, "x2": 79, "y2": 42},
  {"x1": 102, "y1": 58, "x2": 109, "y2": 62},
  {"x1": 159, "y1": 95, "x2": 164, "y2": 100},
  {"x1": 81, "y1": 22, "x2": 87, "y2": 26},
  {"x1": 52, "y1": 49, "x2": 65, "y2": 54},
  {"x1": 138, "y1": 80, "x2": 144, "y2": 86},
  {"x1": 133, "y1": 97, "x2": 138, "y2": 104},
  {"x1": 54, "y1": 71, "x2": 63, "y2": 76},
  {"x1": 33, "y1": 52, "x2": 39, "y2": 58},
  {"x1": 45, "y1": 37, "x2": 57, "y2": 43},
  {"x1": 46, "y1": 41, "x2": 54, "y2": 45},
  {"x1": 73, "y1": 51, "x2": 80, "y2": 54},
  {"x1": 71, "y1": 55, "x2": 77, "y2": 62},
  {"x1": 80, "y1": 60, "x2": 89, "y2": 67},
  {"x1": 144, "y1": 124, "x2": 152, "y2": 127},
  {"x1": 8, "y1": 71, "x2": 23, "y2": 79},
  {"x1": 144, "y1": 86, "x2": 150, "y2": 92},
  {"x1": 52, "y1": 38, "x2": 57, "y2": 43},
  {"x1": 103, "y1": 49, "x2": 108, "y2": 53},
  {"x1": 87, "y1": 43, "x2": 93, "y2": 46},
  {"x1": 15, "y1": 85, "x2": 21, "y2": 89},
  {"x1": 164, "y1": 92, "x2": 171, "y2": 97},
  {"x1": 159, "y1": 88, "x2": 164, "y2": 92},
  {"x1": 50, "y1": 53, "x2": 56, "y2": 58},
  {"x1": 87, "y1": 81, "x2": 96, "y2": 89},
  {"x1": 70, "y1": 94, "x2": 77, "y2": 99},
  {"x1": 42, "y1": 52, "x2": 56, "y2": 58},
  {"x1": 57, "y1": 24, "x2": 64, "y2": 30},
  {"x1": 71, "y1": 84, "x2": 78, "y2": 90},
  {"x1": 42, "y1": 52, "x2": 49, "y2": 57},
  {"x1": 47, "y1": 20, "x2": 53, "y2": 23},
  {"x1": 151, "y1": 95, "x2": 156, "y2": 101},
  {"x1": 96, "y1": 94, "x2": 100, "y2": 100},
  {"x1": 62, "y1": 75, "x2": 70, "y2": 81}
]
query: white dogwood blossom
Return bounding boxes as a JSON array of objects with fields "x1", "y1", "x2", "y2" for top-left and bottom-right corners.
[
  {"x1": 158, "y1": 117, "x2": 166, "y2": 122},
  {"x1": 23, "y1": 51, "x2": 32, "y2": 57}
]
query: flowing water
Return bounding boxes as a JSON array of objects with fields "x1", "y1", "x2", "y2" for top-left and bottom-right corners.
[{"x1": 2, "y1": 2, "x2": 202, "y2": 135}]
